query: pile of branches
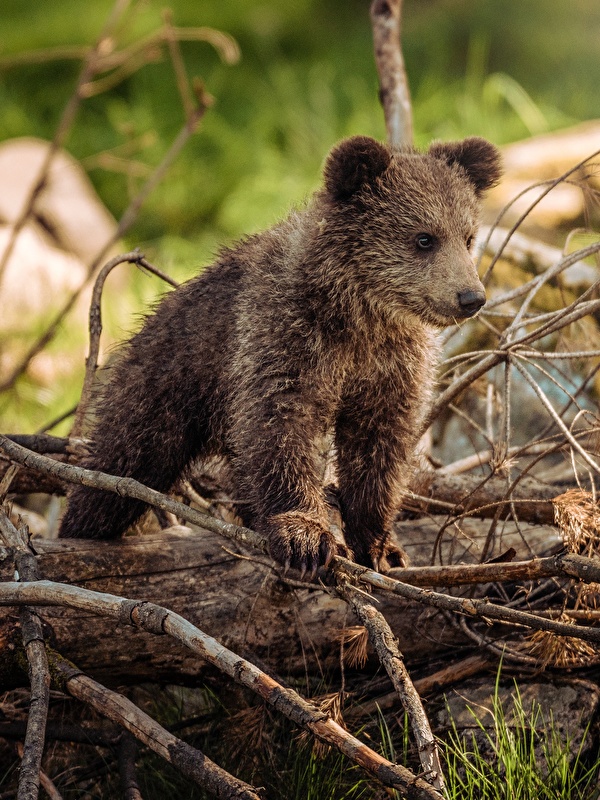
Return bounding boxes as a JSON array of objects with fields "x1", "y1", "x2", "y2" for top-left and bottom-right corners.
[{"x1": 1, "y1": 0, "x2": 600, "y2": 798}]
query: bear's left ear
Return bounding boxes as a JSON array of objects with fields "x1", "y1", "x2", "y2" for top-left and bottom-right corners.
[
  {"x1": 428, "y1": 137, "x2": 502, "y2": 196},
  {"x1": 324, "y1": 136, "x2": 392, "y2": 202}
]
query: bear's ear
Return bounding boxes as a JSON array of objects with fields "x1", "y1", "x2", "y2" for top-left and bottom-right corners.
[
  {"x1": 428, "y1": 137, "x2": 502, "y2": 196},
  {"x1": 324, "y1": 136, "x2": 392, "y2": 201}
]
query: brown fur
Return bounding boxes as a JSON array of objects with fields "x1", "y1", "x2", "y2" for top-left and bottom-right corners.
[{"x1": 59, "y1": 136, "x2": 501, "y2": 573}]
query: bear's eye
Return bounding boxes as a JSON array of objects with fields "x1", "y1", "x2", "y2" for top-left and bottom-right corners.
[
  {"x1": 416, "y1": 233, "x2": 435, "y2": 251},
  {"x1": 466, "y1": 235, "x2": 474, "y2": 250}
]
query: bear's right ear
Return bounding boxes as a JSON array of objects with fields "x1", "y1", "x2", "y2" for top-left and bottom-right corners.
[{"x1": 324, "y1": 136, "x2": 391, "y2": 202}]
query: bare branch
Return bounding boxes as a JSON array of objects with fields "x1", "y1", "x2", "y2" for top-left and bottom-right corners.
[
  {"x1": 386, "y1": 552, "x2": 599, "y2": 587},
  {"x1": 118, "y1": 733, "x2": 143, "y2": 800},
  {"x1": 338, "y1": 582, "x2": 445, "y2": 791},
  {"x1": 70, "y1": 250, "x2": 179, "y2": 438},
  {"x1": 337, "y1": 560, "x2": 600, "y2": 645},
  {"x1": 0, "y1": 580, "x2": 442, "y2": 799},
  {"x1": 478, "y1": 149, "x2": 600, "y2": 282},
  {"x1": 5, "y1": 437, "x2": 600, "y2": 646},
  {"x1": 511, "y1": 358, "x2": 600, "y2": 475},
  {"x1": 52, "y1": 655, "x2": 263, "y2": 800},
  {"x1": 0, "y1": 512, "x2": 50, "y2": 800},
  {"x1": 370, "y1": 0, "x2": 413, "y2": 146}
]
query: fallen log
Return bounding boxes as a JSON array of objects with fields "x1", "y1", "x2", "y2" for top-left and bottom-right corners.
[
  {"x1": 0, "y1": 518, "x2": 561, "y2": 687},
  {"x1": 409, "y1": 470, "x2": 562, "y2": 524}
]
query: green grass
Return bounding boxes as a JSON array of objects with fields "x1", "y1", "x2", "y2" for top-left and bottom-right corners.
[
  {"x1": 443, "y1": 679, "x2": 600, "y2": 800},
  {"x1": 2, "y1": 676, "x2": 600, "y2": 799},
  {"x1": 135, "y1": 681, "x2": 600, "y2": 800}
]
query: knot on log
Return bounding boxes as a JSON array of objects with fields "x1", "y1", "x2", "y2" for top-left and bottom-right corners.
[{"x1": 119, "y1": 600, "x2": 168, "y2": 634}]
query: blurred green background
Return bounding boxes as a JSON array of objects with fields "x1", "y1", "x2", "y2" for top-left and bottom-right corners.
[
  {"x1": 0, "y1": 0, "x2": 599, "y2": 431},
  {"x1": 1, "y1": 0, "x2": 598, "y2": 264}
]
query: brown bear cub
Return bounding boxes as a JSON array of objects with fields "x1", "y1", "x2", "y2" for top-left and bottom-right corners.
[{"x1": 59, "y1": 135, "x2": 501, "y2": 574}]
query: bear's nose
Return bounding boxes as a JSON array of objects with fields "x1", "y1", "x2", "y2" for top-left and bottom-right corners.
[{"x1": 457, "y1": 289, "x2": 486, "y2": 317}]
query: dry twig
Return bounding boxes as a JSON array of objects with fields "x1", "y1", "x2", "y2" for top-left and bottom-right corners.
[
  {"x1": 0, "y1": 512, "x2": 50, "y2": 800},
  {"x1": 370, "y1": 0, "x2": 413, "y2": 146},
  {"x1": 70, "y1": 250, "x2": 179, "y2": 438},
  {"x1": 3, "y1": 436, "x2": 600, "y2": 647},
  {"x1": 51, "y1": 655, "x2": 263, "y2": 800},
  {"x1": 337, "y1": 581, "x2": 445, "y2": 791}
]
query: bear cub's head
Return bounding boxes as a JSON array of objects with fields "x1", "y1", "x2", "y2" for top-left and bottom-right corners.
[{"x1": 322, "y1": 135, "x2": 502, "y2": 327}]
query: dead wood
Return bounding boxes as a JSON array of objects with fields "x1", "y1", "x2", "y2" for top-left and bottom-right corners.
[
  {"x1": 0, "y1": 432, "x2": 578, "y2": 529},
  {"x1": 0, "y1": 578, "x2": 443, "y2": 799},
  {"x1": 15, "y1": 742, "x2": 63, "y2": 800},
  {"x1": 71, "y1": 250, "x2": 180, "y2": 438},
  {"x1": 0, "y1": 527, "x2": 448, "y2": 683},
  {"x1": 338, "y1": 559, "x2": 600, "y2": 645},
  {"x1": 52, "y1": 655, "x2": 263, "y2": 800},
  {"x1": 349, "y1": 654, "x2": 492, "y2": 718},
  {"x1": 0, "y1": 511, "x2": 50, "y2": 800},
  {"x1": 408, "y1": 469, "x2": 561, "y2": 524},
  {"x1": 118, "y1": 733, "x2": 143, "y2": 800},
  {"x1": 338, "y1": 582, "x2": 444, "y2": 791},
  {"x1": 0, "y1": 514, "x2": 563, "y2": 687},
  {"x1": 370, "y1": 0, "x2": 413, "y2": 146}
]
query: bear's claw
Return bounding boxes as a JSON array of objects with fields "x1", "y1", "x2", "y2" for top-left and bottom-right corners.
[{"x1": 265, "y1": 511, "x2": 349, "y2": 578}]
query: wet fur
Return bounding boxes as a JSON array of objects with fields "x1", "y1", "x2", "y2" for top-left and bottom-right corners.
[{"x1": 59, "y1": 136, "x2": 501, "y2": 572}]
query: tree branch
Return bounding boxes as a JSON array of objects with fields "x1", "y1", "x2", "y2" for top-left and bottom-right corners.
[
  {"x1": 70, "y1": 250, "x2": 179, "y2": 438},
  {"x1": 0, "y1": 580, "x2": 442, "y2": 799},
  {"x1": 338, "y1": 581, "x2": 445, "y2": 792},
  {"x1": 0, "y1": 512, "x2": 50, "y2": 800},
  {"x1": 337, "y1": 559, "x2": 600, "y2": 645},
  {"x1": 370, "y1": 0, "x2": 413, "y2": 146},
  {"x1": 52, "y1": 655, "x2": 263, "y2": 800}
]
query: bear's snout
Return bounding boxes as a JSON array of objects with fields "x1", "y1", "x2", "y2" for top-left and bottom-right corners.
[{"x1": 457, "y1": 288, "x2": 486, "y2": 317}]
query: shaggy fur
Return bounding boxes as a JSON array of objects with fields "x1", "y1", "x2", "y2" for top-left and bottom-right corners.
[{"x1": 59, "y1": 135, "x2": 502, "y2": 573}]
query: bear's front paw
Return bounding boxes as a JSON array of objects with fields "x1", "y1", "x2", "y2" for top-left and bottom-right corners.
[
  {"x1": 355, "y1": 538, "x2": 410, "y2": 573},
  {"x1": 265, "y1": 511, "x2": 349, "y2": 577}
]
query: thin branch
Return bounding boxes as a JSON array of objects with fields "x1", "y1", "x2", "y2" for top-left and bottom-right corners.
[
  {"x1": 5, "y1": 438, "x2": 600, "y2": 635},
  {"x1": 118, "y1": 733, "x2": 143, "y2": 800},
  {"x1": 0, "y1": 433, "x2": 266, "y2": 554},
  {"x1": 16, "y1": 609, "x2": 51, "y2": 800},
  {"x1": 370, "y1": 0, "x2": 413, "y2": 146},
  {"x1": 0, "y1": 512, "x2": 50, "y2": 800},
  {"x1": 349, "y1": 653, "x2": 491, "y2": 717},
  {"x1": 511, "y1": 358, "x2": 600, "y2": 476},
  {"x1": 15, "y1": 743, "x2": 62, "y2": 800},
  {"x1": 386, "y1": 552, "x2": 599, "y2": 587},
  {"x1": 437, "y1": 442, "x2": 550, "y2": 476},
  {"x1": 484, "y1": 241, "x2": 600, "y2": 314},
  {"x1": 0, "y1": 464, "x2": 20, "y2": 501},
  {"x1": 162, "y1": 9, "x2": 195, "y2": 121},
  {"x1": 70, "y1": 250, "x2": 179, "y2": 438},
  {"x1": 338, "y1": 582, "x2": 445, "y2": 792},
  {"x1": 478, "y1": 149, "x2": 600, "y2": 282},
  {"x1": 336, "y1": 560, "x2": 600, "y2": 645},
  {"x1": 3, "y1": 434, "x2": 84, "y2": 456}
]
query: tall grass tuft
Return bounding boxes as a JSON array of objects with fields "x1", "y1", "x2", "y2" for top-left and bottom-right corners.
[{"x1": 442, "y1": 678, "x2": 600, "y2": 800}]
